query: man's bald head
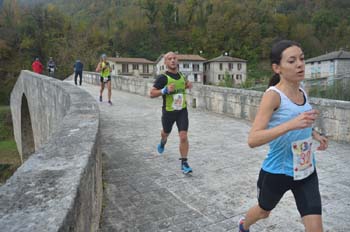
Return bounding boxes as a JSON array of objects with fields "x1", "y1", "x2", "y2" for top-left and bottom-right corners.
[
  {"x1": 164, "y1": 52, "x2": 178, "y2": 73},
  {"x1": 164, "y1": 51, "x2": 176, "y2": 60}
]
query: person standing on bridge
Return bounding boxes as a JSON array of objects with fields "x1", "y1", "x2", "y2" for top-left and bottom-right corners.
[
  {"x1": 47, "y1": 57, "x2": 56, "y2": 77},
  {"x1": 95, "y1": 54, "x2": 112, "y2": 105},
  {"x1": 150, "y1": 51, "x2": 193, "y2": 174},
  {"x1": 73, "y1": 59, "x2": 84, "y2": 86},
  {"x1": 32, "y1": 57, "x2": 43, "y2": 74},
  {"x1": 238, "y1": 40, "x2": 328, "y2": 232}
]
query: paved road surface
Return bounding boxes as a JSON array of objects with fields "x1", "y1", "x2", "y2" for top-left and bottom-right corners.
[{"x1": 77, "y1": 82, "x2": 350, "y2": 232}]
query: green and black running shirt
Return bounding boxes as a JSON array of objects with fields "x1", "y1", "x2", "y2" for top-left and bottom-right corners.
[{"x1": 153, "y1": 71, "x2": 187, "y2": 111}]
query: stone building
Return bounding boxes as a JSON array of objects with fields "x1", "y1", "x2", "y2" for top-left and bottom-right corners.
[{"x1": 203, "y1": 55, "x2": 247, "y2": 86}]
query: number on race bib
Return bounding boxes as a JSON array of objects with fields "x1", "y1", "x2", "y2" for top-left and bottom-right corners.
[{"x1": 292, "y1": 137, "x2": 314, "y2": 180}]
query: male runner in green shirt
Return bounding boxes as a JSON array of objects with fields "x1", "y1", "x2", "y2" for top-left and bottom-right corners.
[{"x1": 150, "y1": 52, "x2": 193, "y2": 174}]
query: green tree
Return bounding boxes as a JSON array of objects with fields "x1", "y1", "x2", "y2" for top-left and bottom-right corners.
[{"x1": 224, "y1": 71, "x2": 233, "y2": 87}]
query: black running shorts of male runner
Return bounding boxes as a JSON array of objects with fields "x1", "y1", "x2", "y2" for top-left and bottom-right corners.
[
  {"x1": 161, "y1": 108, "x2": 188, "y2": 134},
  {"x1": 100, "y1": 76, "x2": 111, "y2": 83},
  {"x1": 257, "y1": 169, "x2": 322, "y2": 217}
]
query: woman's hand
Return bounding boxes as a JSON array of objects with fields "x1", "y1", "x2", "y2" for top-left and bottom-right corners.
[
  {"x1": 288, "y1": 110, "x2": 319, "y2": 130},
  {"x1": 313, "y1": 131, "x2": 328, "y2": 150}
]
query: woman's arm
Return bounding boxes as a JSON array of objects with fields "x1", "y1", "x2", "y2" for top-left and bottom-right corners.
[
  {"x1": 95, "y1": 62, "x2": 101, "y2": 72},
  {"x1": 248, "y1": 91, "x2": 318, "y2": 148},
  {"x1": 248, "y1": 91, "x2": 282, "y2": 148}
]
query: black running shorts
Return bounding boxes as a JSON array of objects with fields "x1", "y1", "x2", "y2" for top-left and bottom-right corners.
[
  {"x1": 161, "y1": 108, "x2": 189, "y2": 134},
  {"x1": 257, "y1": 169, "x2": 322, "y2": 217}
]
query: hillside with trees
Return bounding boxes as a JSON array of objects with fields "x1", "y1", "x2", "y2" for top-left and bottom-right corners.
[{"x1": 1, "y1": 0, "x2": 350, "y2": 104}]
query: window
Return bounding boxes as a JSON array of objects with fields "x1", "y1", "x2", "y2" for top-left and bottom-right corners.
[
  {"x1": 183, "y1": 63, "x2": 190, "y2": 69},
  {"x1": 112, "y1": 64, "x2": 115, "y2": 70},
  {"x1": 122, "y1": 64, "x2": 129, "y2": 73},
  {"x1": 237, "y1": 63, "x2": 242, "y2": 70},
  {"x1": 229, "y1": 63, "x2": 233, "y2": 70},
  {"x1": 194, "y1": 74, "x2": 198, "y2": 82},
  {"x1": 218, "y1": 74, "x2": 221, "y2": 80},
  {"x1": 142, "y1": 64, "x2": 149, "y2": 73},
  {"x1": 193, "y1": 64, "x2": 199, "y2": 71},
  {"x1": 133, "y1": 64, "x2": 139, "y2": 70},
  {"x1": 219, "y1": 63, "x2": 223, "y2": 70}
]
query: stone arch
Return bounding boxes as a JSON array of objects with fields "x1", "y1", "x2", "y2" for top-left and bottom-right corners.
[{"x1": 20, "y1": 93, "x2": 35, "y2": 163}]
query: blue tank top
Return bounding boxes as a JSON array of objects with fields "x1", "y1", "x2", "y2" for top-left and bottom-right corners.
[{"x1": 262, "y1": 86, "x2": 314, "y2": 177}]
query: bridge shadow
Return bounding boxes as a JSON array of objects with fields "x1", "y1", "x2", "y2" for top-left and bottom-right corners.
[{"x1": 20, "y1": 94, "x2": 35, "y2": 163}]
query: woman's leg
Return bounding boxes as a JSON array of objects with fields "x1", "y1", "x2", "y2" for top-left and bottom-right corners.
[
  {"x1": 100, "y1": 82, "x2": 104, "y2": 101},
  {"x1": 303, "y1": 215, "x2": 323, "y2": 232},
  {"x1": 107, "y1": 81, "x2": 112, "y2": 101},
  {"x1": 242, "y1": 204, "x2": 270, "y2": 230}
]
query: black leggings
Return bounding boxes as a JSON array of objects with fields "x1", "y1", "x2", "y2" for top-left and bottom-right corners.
[{"x1": 257, "y1": 169, "x2": 322, "y2": 217}]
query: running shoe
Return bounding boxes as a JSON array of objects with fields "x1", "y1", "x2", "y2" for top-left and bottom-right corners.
[
  {"x1": 157, "y1": 143, "x2": 165, "y2": 154},
  {"x1": 99, "y1": 96, "x2": 102, "y2": 102},
  {"x1": 108, "y1": 100, "x2": 112, "y2": 105},
  {"x1": 238, "y1": 217, "x2": 249, "y2": 232},
  {"x1": 181, "y1": 161, "x2": 192, "y2": 174}
]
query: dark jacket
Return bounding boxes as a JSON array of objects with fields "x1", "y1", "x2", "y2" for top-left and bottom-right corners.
[{"x1": 74, "y1": 61, "x2": 84, "y2": 72}]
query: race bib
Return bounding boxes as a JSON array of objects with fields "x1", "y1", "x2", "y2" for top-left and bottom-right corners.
[
  {"x1": 103, "y1": 77, "x2": 109, "y2": 83},
  {"x1": 291, "y1": 137, "x2": 314, "y2": 180},
  {"x1": 172, "y1": 93, "x2": 184, "y2": 110}
]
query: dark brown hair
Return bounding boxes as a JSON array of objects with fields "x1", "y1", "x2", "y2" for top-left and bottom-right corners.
[{"x1": 268, "y1": 40, "x2": 301, "y2": 87}]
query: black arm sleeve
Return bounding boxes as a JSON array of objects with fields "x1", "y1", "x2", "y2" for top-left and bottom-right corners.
[{"x1": 153, "y1": 75, "x2": 167, "y2": 89}]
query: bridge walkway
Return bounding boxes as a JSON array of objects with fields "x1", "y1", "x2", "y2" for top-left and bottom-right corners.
[{"x1": 74, "y1": 82, "x2": 350, "y2": 232}]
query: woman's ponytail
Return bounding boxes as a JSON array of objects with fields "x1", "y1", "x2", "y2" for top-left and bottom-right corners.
[{"x1": 268, "y1": 73, "x2": 280, "y2": 87}]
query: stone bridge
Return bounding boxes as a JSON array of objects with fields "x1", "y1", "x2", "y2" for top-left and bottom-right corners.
[{"x1": 0, "y1": 70, "x2": 350, "y2": 231}]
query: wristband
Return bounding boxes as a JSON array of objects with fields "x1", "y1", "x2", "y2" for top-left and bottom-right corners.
[{"x1": 161, "y1": 87, "x2": 168, "y2": 95}]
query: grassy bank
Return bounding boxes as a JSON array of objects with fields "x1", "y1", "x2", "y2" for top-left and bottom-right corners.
[{"x1": 0, "y1": 106, "x2": 20, "y2": 185}]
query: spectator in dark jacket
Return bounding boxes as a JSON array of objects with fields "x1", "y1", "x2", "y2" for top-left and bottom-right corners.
[
  {"x1": 32, "y1": 58, "x2": 43, "y2": 74},
  {"x1": 73, "y1": 59, "x2": 84, "y2": 85}
]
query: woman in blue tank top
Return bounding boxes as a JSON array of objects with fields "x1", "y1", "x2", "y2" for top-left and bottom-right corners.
[{"x1": 238, "y1": 40, "x2": 328, "y2": 232}]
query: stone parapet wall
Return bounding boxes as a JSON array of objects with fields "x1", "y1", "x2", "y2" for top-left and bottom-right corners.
[
  {"x1": 83, "y1": 71, "x2": 350, "y2": 142},
  {"x1": 188, "y1": 84, "x2": 350, "y2": 142},
  {"x1": 0, "y1": 71, "x2": 102, "y2": 232},
  {"x1": 82, "y1": 71, "x2": 154, "y2": 96}
]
